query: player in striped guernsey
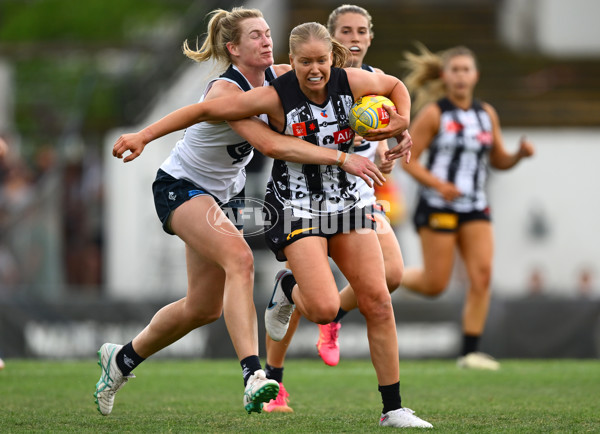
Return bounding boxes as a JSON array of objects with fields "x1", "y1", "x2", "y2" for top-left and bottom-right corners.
[
  {"x1": 96, "y1": 7, "x2": 384, "y2": 418},
  {"x1": 396, "y1": 44, "x2": 534, "y2": 370},
  {"x1": 262, "y1": 6, "x2": 408, "y2": 419},
  {"x1": 259, "y1": 22, "x2": 430, "y2": 429}
]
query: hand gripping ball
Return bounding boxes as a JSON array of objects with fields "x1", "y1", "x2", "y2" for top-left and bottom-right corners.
[{"x1": 348, "y1": 95, "x2": 396, "y2": 136}]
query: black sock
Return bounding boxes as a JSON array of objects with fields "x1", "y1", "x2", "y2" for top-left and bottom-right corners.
[
  {"x1": 379, "y1": 382, "x2": 402, "y2": 414},
  {"x1": 116, "y1": 341, "x2": 145, "y2": 376},
  {"x1": 333, "y1": 308, "x2": 348, "y2": 323},
  {"x1": 281, "y1": 274, "x2": 296, "y2": 304},
  {"x1": 462, "y1": 334, "x2": 480, "y2": 356},
  {"x1": 264, "y1": 363, "x2": 284, "y2": 383},
  {"x1": 240, "y1": 355, "x2": 262, "y2": 386}
]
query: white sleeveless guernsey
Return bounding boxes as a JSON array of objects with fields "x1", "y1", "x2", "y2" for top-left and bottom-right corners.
[{"x1": 160, "y1": 65, "x2": 276, "y2": 203}]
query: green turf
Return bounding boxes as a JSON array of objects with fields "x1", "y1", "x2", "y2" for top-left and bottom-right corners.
[{"x1": 0, "y1": 359, "x2": 598, "y2": 432}]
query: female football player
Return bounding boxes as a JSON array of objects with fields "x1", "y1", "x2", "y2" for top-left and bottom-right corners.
[
  {"x1": 396, "y1": 44, "x2": 534, "y2": 370},
  {"x1": 262, "y1": 4, "x2": 407, "y2": 414}
]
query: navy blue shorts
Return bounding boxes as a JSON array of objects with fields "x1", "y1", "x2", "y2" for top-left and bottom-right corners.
[
  {"x1": 413, "y1": 198, "x2": 490, "y2": 233},
  {"x1": 152, "y1": 168, "x2": 245, "y2": 235}
]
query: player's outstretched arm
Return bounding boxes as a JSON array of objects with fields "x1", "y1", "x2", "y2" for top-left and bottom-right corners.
[
  {"x1": 230, "y1": 117, "x2": 385, "y2": 187},
  {"x1": 112, "y1": 87, "x2": 276, "y2": 162},
  {"x1": 484, "y1": 103, "x2": 535, "y2": 170}
]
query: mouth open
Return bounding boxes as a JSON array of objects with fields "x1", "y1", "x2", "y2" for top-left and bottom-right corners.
[
  {"x1": 349, "y1": 46, "x2": 360, "y2": 52},
  {"x1": 308, "y1": 77, "x2": 322, "y2": 82}
]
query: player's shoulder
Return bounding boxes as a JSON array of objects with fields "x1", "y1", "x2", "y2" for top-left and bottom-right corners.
[
  {"x1": 205, "y1": 78, "x2": 242, "y2": 100},
  {"x1": 479, "y1": 100, "x2": 497, "y2": 115},
  {"x1": 273, "y1": 64, "x2": 292, "y2": 76},
  {"x1": 420, "y1": 101, "x2": 442, "y2": 117}
]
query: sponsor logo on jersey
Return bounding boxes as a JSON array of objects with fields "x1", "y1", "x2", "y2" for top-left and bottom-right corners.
[
  {"x1": 291, "y1": 119, "x2": 320, "y2": 137},
  {"x1": 477, "y1": 131, "x2": 493, "y2": 146},
  {"x1": 227, "y1": 141, "x2": 253, "y2": 164},
  {"x1": 334, "y1": 127, "x2": 355, "y2": 144},
  {"x1": 320, "y1": 109, "x2": 328, "y2": 118},
  {"x1": 445, "y1": 120, "x2": 463, "y2": 133}
]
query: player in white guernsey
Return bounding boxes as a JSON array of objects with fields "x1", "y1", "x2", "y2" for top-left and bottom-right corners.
[
  {"x1": 261, "y1": 8, "x2": 410, "y2": 424},
  {"x1": 398, "y1": 45, "x2": 534, "y2": 371},
  {"x1": 96, "y1": 8, "x2": 384, "y2": 418}
]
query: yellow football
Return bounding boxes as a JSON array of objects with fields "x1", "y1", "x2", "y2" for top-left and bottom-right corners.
[{"x1": 348, "y1": 95, "x2": 396, "y2": 136}]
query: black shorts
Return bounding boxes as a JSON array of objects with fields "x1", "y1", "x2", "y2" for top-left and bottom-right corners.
[
  {"x1": 263, "y1": 194, "x2": 377, "y2": 262},
  {"x1": 152, "y1": 168, "x2": 245, "y2": 235},
  {"x1": 413, "y1": 198, "x2": 491, "y2": 233}
]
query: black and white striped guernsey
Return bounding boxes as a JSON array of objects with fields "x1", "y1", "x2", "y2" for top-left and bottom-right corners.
[
  {"x1": 266, "y1": 67, "x2": 367, "y2": 218},
  {"x1": 421, "y1": 97, "x2": 494, "y2": 212},
  {"x1": 159, "y1": 64, "x2": 276, "y2": 203}
]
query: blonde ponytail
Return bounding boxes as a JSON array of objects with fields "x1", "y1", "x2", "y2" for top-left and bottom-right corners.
[
  {"x1": 402, "y1": 43, "x2": 478, "y2": 114},
  {"x1": 401, "y1": 42, "x2": 445, "y2": 114},
  {"x1": 182, "y1": 7, "x2": 264, "y2": 69},
  {"x1": 331, "y1": 39, "x2": 350, "y2": 68}
]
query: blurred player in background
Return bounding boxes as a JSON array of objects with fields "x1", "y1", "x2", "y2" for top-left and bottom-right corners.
[
  {"x1": 262, "y1": 4, "x2": 406, "y2": 413},
  {"x1": 95, "y1": 7, "x2": 382, "y2": 417},
  {"x1": 395, "y1": 44, "x2": 535, "y2": 370}
]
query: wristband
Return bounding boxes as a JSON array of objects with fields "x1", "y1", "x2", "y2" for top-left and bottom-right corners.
[{"x1": 336, "y1": 150, "x2": 347, "y2": 167}]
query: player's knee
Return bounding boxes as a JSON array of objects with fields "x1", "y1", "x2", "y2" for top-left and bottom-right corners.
[
  {"x1": 305, "y1": 303, "x2": 338, "y2": 325},
  {"x1": 385, "y1": 264, "x2": 404, "y2": 293},
  {"x1": 471, "y1": 270, "x2": 492, "y2": 295},
  {"x1": 423, "y1": 278, "x2": 448, "y2": 296},
  {"x1": 226, "y1": 247, "x2": 255, "y2": 279},
  {"x1": 358, "y1": 291, "x2": 393, "y2": 320},
  {"x1": 472, "y1": 266, "x2": 492, "y2": 294}
]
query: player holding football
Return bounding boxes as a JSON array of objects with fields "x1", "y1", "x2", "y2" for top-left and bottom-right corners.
[
  {"x1": 262, "y1": 4, "x2": 407, "y2": 415},
  {"x1": 397, "y1": 44, "x2": 534, "y2": 370},
  {"x1": 94, "y1": 7, "x2": 388, "y2": 417}
]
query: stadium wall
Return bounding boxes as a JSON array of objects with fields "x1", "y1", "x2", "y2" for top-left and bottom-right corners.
[{"x1": 0, "y1": 297, "x2": 598, "y2": 359}]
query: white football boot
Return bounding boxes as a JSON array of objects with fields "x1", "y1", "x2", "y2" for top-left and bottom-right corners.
[
  {"x1": 94, "y1": 343, "x2": 135, "y2": 415},
  {"x1": 243, "y1": 369, "x2": 279, "y2": 413},
  {"x1": 264, "y1": 269, "x2": 295, "y2": 342},
  {"x1": 379, "y1": 407, "x2": 433, "y2": 428}
]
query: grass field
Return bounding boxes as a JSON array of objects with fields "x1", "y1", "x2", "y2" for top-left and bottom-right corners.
[{"x1": 1, "y1": 358, "x2": 599, "y2": 432}]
